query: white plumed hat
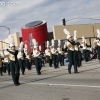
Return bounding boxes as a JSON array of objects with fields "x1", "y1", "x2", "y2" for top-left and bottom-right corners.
[
  {"x1": 58, "y1": 39, "x2": 61, "y2": 46},
  {"x1": 46, "y1": 41, "x2": 49, "y2": 47},
  {"x1": 74, "y1": 30, "x2": 77, "y2": 40},
  {"x1": 51, "y1": 39, "x2": 55, "y2": 46},
  {"x1": 32, "y1": 39, "x2": 38, "y2": 48},
  {"x1": 39, "y1": 45, "x2": 41, "y2": 51},
  {"x1": 82, "y1": 36, "x2": 86, "y2": 43},
  {"x1": 19, "y1": 42, "x2": 24, "y2": 50},
  {"x1": 63, "y1": 28, "x2": 71, "y2": 39},
  {"x1": 97, "y1": 29, "x2": 100, "y2": 37},
  {"x1": 8, "y1": 35, "x2": 15, "y2": 48},
  {"x1": 10, "y1": 43, "x2": 15, "y2": 48}
]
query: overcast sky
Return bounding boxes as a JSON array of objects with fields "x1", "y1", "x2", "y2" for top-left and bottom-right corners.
[{"x1": 0, "y1": 0, "x2": 100, "y2": 39}]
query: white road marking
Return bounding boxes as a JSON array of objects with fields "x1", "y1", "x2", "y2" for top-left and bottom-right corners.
[{"x1": 0, "y1": 82, "x2": 100, "y2": 88}]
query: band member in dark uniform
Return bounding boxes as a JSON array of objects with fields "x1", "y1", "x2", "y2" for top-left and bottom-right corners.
[
  {"x1": 17, "y1": 42, "x2": 25, "y2": 75},
  {"x1": 73, "y1": 30, "x2": 80, "y2": 73},
  {"x1": 64, "y1": 29, "x2": 76, "y2": 74},
  {"x1": 24, "y1": 44, "x2": 31, "y2": 70},
  {"x1": 45, "y1": 41, "x2": 52, "y2": 67},
  {"x1": 33, "y1": 39, "x2": 42, "y2": 75},
  {"x1": 0, "y1": 54, "x2": 3, "y2": 76},
  {"x1": 57, "y1": 39, "x2": 64, "y2": 66},
  {"x1": 51, "y1": 39, "x2": 58, "y2": 69},
  {"x1": 4, "y1": 56, "x2": 10, "y2": 75},
  {"x1": 81, "y1": 36, "x2": 90, "y2": 62},
  {"x1": 7, "y1": 35, "x2": 20, "y2": 86},
  {"x1": 94, "y1": 29, "x2": 100, "y2": 63}
]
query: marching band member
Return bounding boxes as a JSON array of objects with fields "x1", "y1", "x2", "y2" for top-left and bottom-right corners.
[
  {"x1": 17, "y1": 42, "x2": 25, "y2": 75},
  {"x1": 0, "y1": 52, "x2": 4, "y2": 76},
  {"x1": 39, "y1": 45, "x2": 44, "y2": 67},
  {"x1": 81, "y1": 36, "x2": 90, "y2": 62},
  {"x1": 24, "y1": 44, "x2": 31, "y2": 70},
  {"x1": 7, "y1": 35, "x2": 20, "y2": 86},
  {"x1": 4, "y1": 56, "x2": 10, "y2": 75},
  {"x1": 63, "y1": 29, "x2": 76, "y2": 74},
  {"x1": 51, "y1": 39, "x2": 58, "y2": 69},
  {"x1": 32, "y1": 39, "x2": 42, "y2": 75},
  {"x1": 57, "y1": 39, "x2": 64, "y2": 66},
  {"x1": 73, "y1": 30, "x2": 79, "y2": 73},
  {"x1": 45, "y1": 41, "x2": 52, "y2": 67},
  {"x1": 94, "y1": 29, "x2": 100, "y2": 63}
]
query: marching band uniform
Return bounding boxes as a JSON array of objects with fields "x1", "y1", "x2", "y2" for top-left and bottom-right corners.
[
  {"x1": 39, "y1": 46, "x2": 44, "y2": 67},
  {"x1": 4, "y1": 56, "x2": 10, "y2": 75},
  {"x1": 51, "y1": 39, "x2": 58, "y2": 69},
  {"x1": 7, "y1": 41, "x2": 20, "y2": 86},
  {"x1": 17, "y1": 43, "x2": 25, "y2": 75},
  {"x1": 77, "y1": 44, "x2": 82, "y2": 67},
  {"x1": 6, "y1": 35, "x2": 20, "y2": 86},
  {"x1": 81, "y1": 37, "x2": 90, "y2": 62},
  {"x1": 57, "y1": 40, "x2": 64, "y2": 66},
  {"x1": 32, "y1": 39, "x2": 42, "y2": 75},
  {"x1": 0, "y1": 54, "x2": 3, "y2": 76},
  {"x1": 45, "y1": 41, "x2": 52, "y2": 67},
  {"x1": 73, "y1": 30, "x2": 80, "y2": 73},
  {"x1": 24, "y1": 45, "x2": 31, "y2": 70},
  {"x1": 94, "y1": 29, "x2": 100, "y2": 62},
  {"x1": 64, "y1": 29, "x2": 76, "y2": 74},
  {"x1": 86, "y1": 46, "x2": 91, "y2": 61}
]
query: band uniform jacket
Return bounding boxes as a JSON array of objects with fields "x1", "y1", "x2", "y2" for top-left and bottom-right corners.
[
  {"x1": 17, "y1": 51, "x2": 24, "y2": 60},
  {"x1": 0, "y1": 54, "x2": 3, "y2": 68},
  {"x1": 57, "y1": 47, "x2": 64, "y2": 55},
  {"x1": 66, "y1": 41, "x2": 75, "y2": 51},
  {"x1": 45, "y1": 49, "x2": 52, "y2": 59},
  {"x1": 25, "y1": 51, "x2": 31, "y2": 62},
  {"x1": 33, "y1": 50, "x2": 41, "y2": 58}
]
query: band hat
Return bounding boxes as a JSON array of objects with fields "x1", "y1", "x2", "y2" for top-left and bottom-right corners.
[
  {"x1": 46, "y1": 41, "x2": 50, "y2": 47},
  {"x1": 74, "y1": 30, "x2": 77, "y2": 40},
  {"x1": 10, "y1": 43, "x2": 15, "y2": 48},
  {"x1": 63, "y1": 28, "x2": 72, "y2": 39},
  {"x1": 51, "y1": 39, "x2": 55, "y2": 46},
  {"x1": 58, "y1": 39, "x2": 61, "y2": 46}
]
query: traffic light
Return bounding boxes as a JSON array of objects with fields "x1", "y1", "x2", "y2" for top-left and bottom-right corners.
[{"x1": 62, "y1": 18, "x2": 66, "y2": 25}]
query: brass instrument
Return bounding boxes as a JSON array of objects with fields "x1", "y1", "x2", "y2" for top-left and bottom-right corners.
[
  {"x1": 27, "y1": 51, "x2": 31, "y2": 62},
  {"x1": 5, "y1": 57, "x2": 10, "y2": 63},
  {"x1": 98, "y1": 41, "x2": 100, "y2": 44},
  {"x1": 8, "y1": 53, "x2": 15, "y2": 61}
]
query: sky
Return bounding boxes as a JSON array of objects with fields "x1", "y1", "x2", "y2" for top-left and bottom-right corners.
[{"x1": 0, "y1": 0, "x2": 100, "y2": 39}]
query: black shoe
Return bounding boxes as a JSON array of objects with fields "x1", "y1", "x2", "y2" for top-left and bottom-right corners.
[
  {"x1": 68, "y1": 70, "x2": 71, "y2": 74},
  {"x1": 1, "y1": 73, "x2": 3, "y2": 76},
  {"x1": 17, "y1": 82, "x2": 20, "y2": 85},
  {"x1": 38, "y1": 72, "x2": 41, "y2": 75},
  {"x1": 8, "y1": 73, "x2": 10, "y2": 75},
  {"x1": 14, "y1": 84, "x2": 18, "y2": 86},
  {"x1": 74, "y1": 71, "x2": 79, "y2": 74},
  {"x1": 22, "y1": 72, "x2": 25, "y2": 75}
]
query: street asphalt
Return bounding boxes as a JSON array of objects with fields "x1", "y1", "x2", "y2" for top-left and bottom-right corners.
[{"x1": 0, "y1": 60, "x2": 100, "y2": 100}]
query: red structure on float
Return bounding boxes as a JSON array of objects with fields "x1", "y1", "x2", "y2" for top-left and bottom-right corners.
[{"x1": 21, "y1": 20, "x2": 49, "y2": 52}]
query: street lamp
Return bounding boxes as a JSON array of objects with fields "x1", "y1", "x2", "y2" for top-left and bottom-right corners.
[{"x1": 0, "y1": 26, "x2": 10, "y2": 35}]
